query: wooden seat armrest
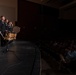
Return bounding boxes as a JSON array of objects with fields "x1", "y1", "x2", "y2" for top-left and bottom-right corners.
[{"x1": 60, "y1": 54, "x2": 66, "y2": 63}]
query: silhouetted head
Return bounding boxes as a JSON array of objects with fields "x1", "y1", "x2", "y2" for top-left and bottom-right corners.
[
  {"x1": 0, "y1": 16, "x2": 5, "y2": 21},
  {"x1": 5, "y1": 19, "x2": 9, "y2": 23}
]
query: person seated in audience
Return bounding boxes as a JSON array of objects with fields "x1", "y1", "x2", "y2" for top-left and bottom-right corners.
[
  {"x1": 60, "y1": 46, "x2": 76, "y2": 72},
  {"x1": 53, "y1": 41, "x2": 58, "y2": 46},
  {"x1": 60, "y1": 46, "x2": 76, "y2": 61}
]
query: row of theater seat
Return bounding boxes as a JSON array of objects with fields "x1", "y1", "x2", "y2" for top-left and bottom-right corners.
[{"x1": 40, "y1": 39, "x2": 76, "y2": 73}]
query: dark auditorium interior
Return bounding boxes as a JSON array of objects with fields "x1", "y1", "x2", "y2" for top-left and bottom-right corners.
[{"x1": 0, "y1": 0, "x2": 76, "y2": 75}]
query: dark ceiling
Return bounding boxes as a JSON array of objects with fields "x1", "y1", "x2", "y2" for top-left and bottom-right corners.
[{"x1": 27, "y1": 0, "x2": 75, "y2": 8}]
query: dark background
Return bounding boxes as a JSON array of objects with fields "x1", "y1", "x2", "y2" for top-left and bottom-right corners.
[{"x1": 17, "y1": 0, "x2": 76, "y2": 41}]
